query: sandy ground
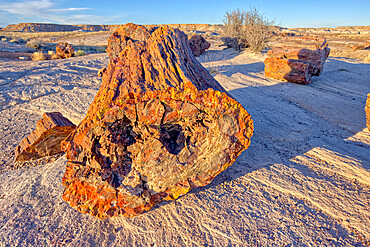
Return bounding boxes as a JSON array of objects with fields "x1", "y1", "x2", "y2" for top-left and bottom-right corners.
[{"x1": 0, "y1": 41, "x2": 369, "y2": 246}]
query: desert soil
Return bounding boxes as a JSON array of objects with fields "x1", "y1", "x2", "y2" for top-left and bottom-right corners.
[{"x1": 0, "y1": 34, "x2": 369, "y2": 246}]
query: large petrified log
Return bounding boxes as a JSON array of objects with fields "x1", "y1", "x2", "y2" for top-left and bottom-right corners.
[
  {"x1": 366, "y1": 93, "x2": 370, "y2": 131},
  {"x1": 15, "y1": 112, "x2": 76, "y2": 162},
  {"x1": 61, "y1": 24, "x2": 254, "y2": 218},
  {"x1": 264, "y1": 38, "x2": 330, "y2": 84},
  {"x1": 188, "y1": 35, "x2": 210, "y2": 56},
  {"x1": 56, "y1": 42, "x2": 75, "y2": 59}
]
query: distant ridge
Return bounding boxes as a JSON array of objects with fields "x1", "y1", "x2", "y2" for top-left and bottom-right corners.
[
  {"x1": 1, "y1": 23, "x2": 121, "y2": 32},
  {"x1": 1, "y1": 23, "x2": 223, "y2": 32}
]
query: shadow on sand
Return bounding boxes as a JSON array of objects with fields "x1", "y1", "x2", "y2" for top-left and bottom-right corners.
[{"x1": 151, "y1": 57, "x2": 370, "y2": 212}]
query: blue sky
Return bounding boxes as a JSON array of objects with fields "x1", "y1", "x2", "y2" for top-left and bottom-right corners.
[{"x1": 0, "y1": 0, "x2": 369, "y2": 28}]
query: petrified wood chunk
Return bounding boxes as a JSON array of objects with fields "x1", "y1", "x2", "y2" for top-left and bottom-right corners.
[
  {"x1": 188, "y1": 35, "x2": 210, "y2": 56},
  {"x1": 15, "y1": 112, "x2": 76, "y2": 162},
  {"x1": 366, "y1": 93, "x2": 370, "y2": 131},
  {"x1": 56, "y1": 42, "x2": 75, "y2": 59},
  {"x1": 61, "y1": 24, "x2": 254, "y2": 218},
  {"x1": 97, "y1": 67, "x2": 106, "y2": 77},
  {"x1": 264, "y1": 38, "x2": 330, "y2": 84}
]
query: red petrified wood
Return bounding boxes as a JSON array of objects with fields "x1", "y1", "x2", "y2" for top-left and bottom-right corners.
[
  {"x1": 188, "y1": 35, "x2": 211, "y2": 56},
  {"x1": 15, "y1": 112, "x2": 76, "y2": 162},
  {"x1": 61, "y1": 24, "x2": 254, "y2": 218},
  {"x1": 56, "y1": 42, "x2": 75, "y2": 59},
  {"x1": 264, "y1": 38, "x2": 330, "y2": 84}
]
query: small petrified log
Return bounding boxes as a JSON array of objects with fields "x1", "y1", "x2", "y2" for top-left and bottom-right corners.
[
  {"x1": 15, "y1": 112, "x2": 76, "y2": 162},
  {"x1": 366, "y1": 93, "x2": 370, "y2": 131},
  {"x1": 61, "y1": 24, "x2": 253, "y2": 218},
  {"x1": 56, "y1": 42, "x2": 75, "y2": 59},
  {"x1": 188, "y1": 35, "x2": 210, "y2": 56},
  {"x1": 264, "y1": 38, "x2": 330, "y2": 84}
]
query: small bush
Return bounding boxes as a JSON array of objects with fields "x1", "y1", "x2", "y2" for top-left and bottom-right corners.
[
  {"x1": 26, "y1": 39, "x2": 42, "y2": 51},
  {"x1": 222, "y1": 9, "x2": 247, "y2": 50},
  {"x1": 77, "y1": 49, "x2": 85, "y2": 56},
  {"x1": 222, "y1": 8, "x2": 274, "y2": 52},
  {"x1": 31, "y1": 52, "x2": 45, "y2": 61},
  {"x1": 244, "y1": 7, "x2": 274, "y2": 52}
]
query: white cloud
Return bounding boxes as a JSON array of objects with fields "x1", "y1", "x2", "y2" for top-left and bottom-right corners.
[
  {"x1": 0, "y1": 0, "x2": 54, "y2": 16},
  {"x1": 0, "y1": 0, "x2": 125, "y2": 25}
]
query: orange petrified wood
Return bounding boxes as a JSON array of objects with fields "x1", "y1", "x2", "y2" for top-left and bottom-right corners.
[
  {"x1": 15, "y1": 112, "x2": 76, "y2": 162},
  {"x1": 264, "y1": 38, "x2": 330, "y2": 84},
  {"x1": 61, "y1": 24, "x2": 254, "y2": 218},
  {"x1": 56, "y1": 42, "x2": 75, "y2": 59}
]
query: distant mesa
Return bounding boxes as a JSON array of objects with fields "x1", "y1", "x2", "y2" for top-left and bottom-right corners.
[
  {"x1": 188, "y1": 34, "x2": 210, "y2": 56},
  {"x1": 264, "y1": 38, "x2": 330, "y2": 84},
  {"x1": 1, "y1": 22, "x2": 222, "y2": 33},
  {"x1": 56, "y1": 42, "x2": 75, "y2": 59},
  {"x1": 15, "y1": 112, "x2": 76, "y2": 162},
  {"x1": 1, "y1": 23, "x2": 120, "y2": 32},
  {"x1": 61, "y1": 23, "x2": 253, "y2": 218}
]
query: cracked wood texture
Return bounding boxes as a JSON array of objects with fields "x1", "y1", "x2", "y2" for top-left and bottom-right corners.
[
  {"x1": 61, "y1": 24, "x2": 254, "y2": 218},
  {"x1": 15, "y1": 112, "x2": 76, "y2": 162},
  {"x1": 264, "y1": 38, "x2": 330, "y2": 84}
]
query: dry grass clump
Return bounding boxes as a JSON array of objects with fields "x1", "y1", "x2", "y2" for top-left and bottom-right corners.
[
  {"x1": 51, "y1": 54, "x2": 59, "y2": 60},
  {"x1": 31, "y1": 52, "x2": 45, "y2": 61},
  {"x1": 76, "y1": 49, "x2": 85, "y2": 56},
  {"x1": 223, "y1": 8, "x2": 274, "y2": 52}
]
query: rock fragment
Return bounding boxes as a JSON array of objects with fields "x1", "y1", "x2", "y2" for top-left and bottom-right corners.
[
  {"x1": 98, "y1": 67, "x2": 106, "y2": 77},
  {"x1": 264, "y1": 38, "x2": 330, "y2": 84},
  {"x1": 188, "y1": 35, "x2": 210, "y2": 56},
  {"x1": 61, "y1": 24, "x2": 254, "y2": 218},
  {"x1": 56, "y1": 42, "x2": 75, "y2": 59},
  {"x1": 15, "y1": 112, "x2": 76, "y2": 162}
]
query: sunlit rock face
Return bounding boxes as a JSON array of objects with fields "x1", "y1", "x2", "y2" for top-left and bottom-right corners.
[
  {"x1": 61, "y1": 24, "x2": 254, "y2": 218},
  {"x1": 15, "y1": 112, "x2": 75, "y2": 162},
  {"x1": 264, "y1": 38, "x2": 330, "y2": 84}
]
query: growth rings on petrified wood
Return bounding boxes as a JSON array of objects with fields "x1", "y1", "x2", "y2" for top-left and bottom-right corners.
[{"x1": 61, "y1": 23, "x2": 254, "y2": 218}]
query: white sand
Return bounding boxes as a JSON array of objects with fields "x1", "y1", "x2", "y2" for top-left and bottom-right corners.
[{"x1": 0, "y1": 45, "x2": 369, "y2": 246}]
